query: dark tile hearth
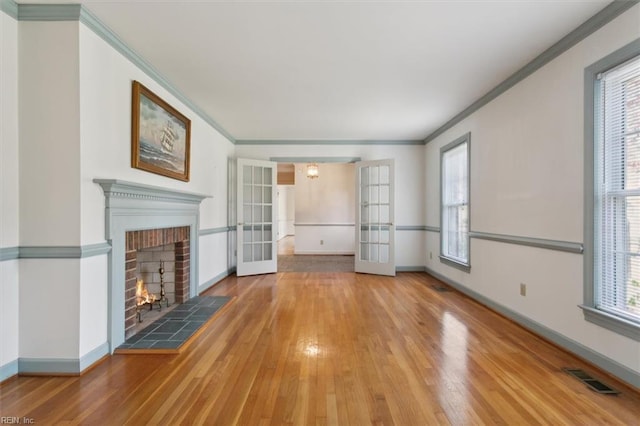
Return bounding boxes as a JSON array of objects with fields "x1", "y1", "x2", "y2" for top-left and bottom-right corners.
[{"x1": 117, "y1": 296, "x2": 232, "y2": 352}]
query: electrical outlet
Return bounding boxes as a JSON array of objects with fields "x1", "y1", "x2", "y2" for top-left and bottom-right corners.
[
  {"x1": 520, "y1": 283, "x2": 527, "y2": 297},
  {"x1": 320, "y1": 240, "x2": 324, "y2": 245}
]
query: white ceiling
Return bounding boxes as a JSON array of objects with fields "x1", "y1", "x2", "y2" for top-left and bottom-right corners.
[{"x1": 18, "y1": 0, "x2": 611, "y2": 141}]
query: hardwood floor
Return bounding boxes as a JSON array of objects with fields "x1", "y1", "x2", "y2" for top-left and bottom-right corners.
[
  {"x1": 277, "y1": 236, "x2": 355, "y2": 272},
  {"x1": 1, "y1": 272, "x2": 639, "y2": 425}
]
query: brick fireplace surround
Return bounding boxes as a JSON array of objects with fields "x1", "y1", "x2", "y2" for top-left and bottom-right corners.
[
  {"x1": 124, "y1": 226, "x2": 190, "y2": 339},
  {"x1": 94, "y1": 178, "x2": 208, "y2": 352}
]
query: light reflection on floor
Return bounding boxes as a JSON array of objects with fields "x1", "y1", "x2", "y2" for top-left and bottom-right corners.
[{"x1": 439, "y1": 311, "x2": 470, "y2": 423}]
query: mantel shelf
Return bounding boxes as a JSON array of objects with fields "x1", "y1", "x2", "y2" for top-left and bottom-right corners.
[{"x1": 94, "y1": 179, "x2": 211, "y2": 204}]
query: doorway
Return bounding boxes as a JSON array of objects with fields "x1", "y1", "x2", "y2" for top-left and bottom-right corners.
[{"x1": 275, "y1": 162, "x2": 355, "y2": 272}]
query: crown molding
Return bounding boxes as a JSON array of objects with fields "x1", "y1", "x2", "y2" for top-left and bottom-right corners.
[
  {"x1": 424, "y1": 0, "x2": 640, "y2": 144},
  {"x1": 18, "y1": 3, "x2": 80, "y2": 20},
  {"x1": 8, "y1": 1, "x2": 638, "y2": 147},
  {"x1": 0, "y1": 0, "x2": 17, "y2": 19},
  {"x1": 269, "y1": 156, "x2": 361, "y2": 163},
  {"x1": 237, "y1": 139, "x2": 423, "y2": 146},
  {"x1": 4, "y1": 2, "x2": 235, "y2": 143},
  {"x1": 78, "y1": 6, "x2": 235, "y2": 143}
]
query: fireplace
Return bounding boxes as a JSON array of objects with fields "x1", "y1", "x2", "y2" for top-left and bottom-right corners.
[
  {"x1": 94, "y1": 179, "x2": 209, "y2": 351},
  {"x1": 124, "y1": 226, "x2": 190, "y2": 339}
]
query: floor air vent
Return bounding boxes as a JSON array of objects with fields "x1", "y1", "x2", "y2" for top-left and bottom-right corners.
[
  {"x1": 431, "y1": 285, "x2": 450, "y2": 292},
  {"x1": 563, "y1": 368, "x2": 620, "y2": 395}
]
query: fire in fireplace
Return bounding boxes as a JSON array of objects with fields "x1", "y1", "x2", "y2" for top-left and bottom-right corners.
[
  {"x1": 135, "y1": 260, "x2": 170, "y2": 322},
  {"x1": 124, "y1": 226, "x2": 191, "y2": 339}
]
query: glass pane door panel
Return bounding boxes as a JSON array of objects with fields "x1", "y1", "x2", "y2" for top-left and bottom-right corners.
[
  {"x1": 370, "y1": 206, "x2": 379, "y2": 223},
  {"x1": 243, "y1": 185, "x2": 252, "y2": 203},
  {"x1": 380, "y1": 227, "x2": 390, "y2": 244},
  {"x1": 243, "y1": 244, "x2": 252, "y2": 262},
  {"x1": 361, "y1": 185, "x2": 369, "y2": 205},
  {"x1": 252, "y1": 226, "x2": 262, "y2": 242},
  {"x1": 355, "y1": 159, "x2": 395, "y2": 276},
  {"x1": 263, "y1": 187, "x2": 272, "y2": 203},
  {"x1": 254, "y1": 167, "x2": 263, "y2": 184},
  {"x1": 380, "y1": 185, "x2": 390, "y2": 203},
  {"x1": 370, "y1": 166, "x2": 379, "y2": 185},
  {"x1": 360, "y1": 243, "x2": 369, "y2": 261},
  {"x1": 371, "y1": 186, "x2": 379, "y2": 204},
  {"x1": 252, "y1": 244, "x2": 263, "y2": 261},
  {"x1": 243, "y1": 225, "x2": 252, "y2": 243},
  {"x1": 380, "y1": 205, "x2": 390, "y2": 224},
  {"x1": 243, "y1": 206, "x2": 252, "y2": 224},
  {"x1": 380, "y1": 245, "x2": 389, "y2": 263},
  {"x1": 380, "y1": 166, "x2": 390, "y2": 184},
  {"x1": 360, "y1": 227, "x2": 369, "y2": 242},
  {"x1": 361, "y1": 167, "x2": 369, "y2": 186},
  {"x1": 361, "y1": 206, "x2": 369, "y2": 224},
  {"x1": 370, "y1": 245, "x2": 379, "y2": 262},
  {"x1": 253, "y1": 186, "x2": 263, "y2": 203},
  {"x1": 237, "y1": 159, "x2": 278, "y2": 276},
  {"x1": 253, "y1": 206, "x2": 263, "y2": 223}
]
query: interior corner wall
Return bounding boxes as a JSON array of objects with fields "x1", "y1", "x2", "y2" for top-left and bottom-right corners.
[
  {"x1": 235, "y1": 144, "x2": 426, "y2": 267},
  {"x1": 17, "y1": 20, "x2": 84, "y2": 364},
  {"x1": 0, "y1": 9, "x2": 19, "y2": 378},
  {"x1": 19, "y1": 21, "x2": 81, "y2": 246},
  {"x1": 424, "y1": 5, "x2": 640, "y2": 381}
]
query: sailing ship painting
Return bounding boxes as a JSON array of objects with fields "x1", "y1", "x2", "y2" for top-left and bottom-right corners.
[
  {"x1": 160, "y1": 120, "x2": 177, "y2": 155},
  {"x1": 132, "y1": 81, "x2": 191, "y2": 181}
]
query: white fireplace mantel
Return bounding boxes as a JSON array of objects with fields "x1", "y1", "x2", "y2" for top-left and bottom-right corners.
[{"x1": 94, "y1": 179, "x2": 211, "y2": 352}]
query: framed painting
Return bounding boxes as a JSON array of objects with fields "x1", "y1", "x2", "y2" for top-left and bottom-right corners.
[{"x1": 131, "y1": 81, "x2": 191, "y2": 181}]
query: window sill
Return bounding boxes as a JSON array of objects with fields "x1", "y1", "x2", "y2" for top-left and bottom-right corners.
[
  {"x1": 579, "y1": 305, "x2": 640, "y2": 341},
  {"x1": 439, "y1": 255, "x2": 470, "y2": 273}
]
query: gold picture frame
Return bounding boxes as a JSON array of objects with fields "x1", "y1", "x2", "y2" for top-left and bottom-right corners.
[{"x1": 131, "y1": 81, "x2": 191, "y2": 182}]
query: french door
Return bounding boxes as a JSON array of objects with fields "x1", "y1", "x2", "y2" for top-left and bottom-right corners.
[
  {"x1": 236, "y1": 158, "x2": 278, "y2": 276},
  {"x1": 355, "y1": 159, "x2": 395, "y2": 276}
]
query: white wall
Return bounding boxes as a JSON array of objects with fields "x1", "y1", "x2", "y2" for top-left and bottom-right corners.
[
  {"x1": 19, "y1": 22, "x2": 81, "y2": 246},
  {"x1": 277, "y1": 184, "x2": 294, "y2": 240},
  {"x1": 17, "y1": 21, "x2": 85, "y2": 363},
  {"x1": 285, "y1": 186, "x2": 295, "y2": 236},
  {"x1": 235, "y1": 144, "x2": 426, "y2": 266},
  {"x1": 424, "y1": 5, "x2": 640, "y2": 378},
  {"x1": 19, "y1": 260, "x2": 80, "y2": 359},
  {"x1": 76, "y1": 24, "x2": 235, "y2": 356},
  {"x1": 0, "y1": 9, "x2": 19, "y2": 378},
  {"x1": 8, "y1": 17, "x2": 236, "y2": 369},
  {"x1": 78, "y1": 24, "x2": 235, "y2": 245}
]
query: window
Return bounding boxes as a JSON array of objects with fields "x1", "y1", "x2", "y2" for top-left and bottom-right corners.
[
  {"x1": 440, "y1": 133, "x2": 470, "y2": 271},
  {"x1": 583, "y1": 40, "x2": 640, "y2": 341}
]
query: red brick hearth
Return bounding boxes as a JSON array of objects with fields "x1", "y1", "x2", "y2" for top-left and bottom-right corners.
[{"x1": 124, "y1": 226, "x2": 190, "y2": 338}]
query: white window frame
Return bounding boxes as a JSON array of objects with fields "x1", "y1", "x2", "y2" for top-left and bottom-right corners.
[
  {"x1": 440, "y1": 133, "x2": 471, "y2": 272},
  {"x1": 582, "y1": 39, "x2": 640, "y2": 341}
]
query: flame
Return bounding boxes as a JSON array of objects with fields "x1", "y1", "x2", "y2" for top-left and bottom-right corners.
[{"x1": 136, "y1": 279, "x2": 157, "y2": 306}]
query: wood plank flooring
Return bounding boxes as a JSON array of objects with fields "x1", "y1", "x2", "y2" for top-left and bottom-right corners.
[{"x1": 1, "y1": 272, "x2": 639, "y2": 425}]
